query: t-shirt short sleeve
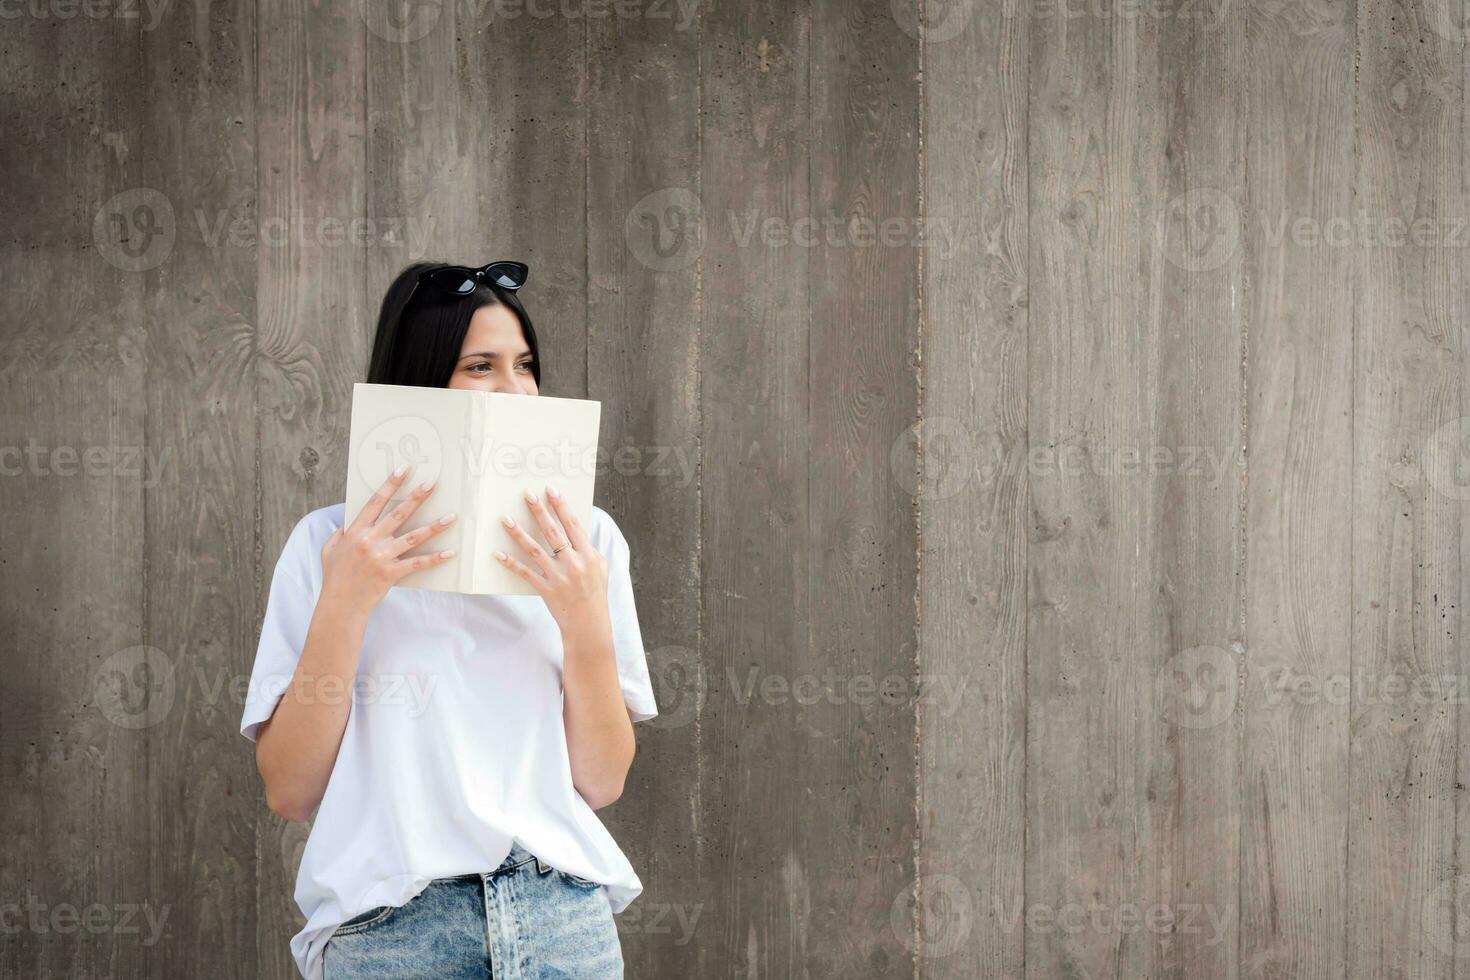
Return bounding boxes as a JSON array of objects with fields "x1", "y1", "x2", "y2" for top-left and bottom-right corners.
[
  {"x1": 598, "y1": 512, "x2": 660, "y2": 723},
  {"x1": 240, "y1": 516, "x2": 322, "y2": 743}
]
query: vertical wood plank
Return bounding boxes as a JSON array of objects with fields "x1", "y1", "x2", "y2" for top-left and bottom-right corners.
[
  {"x1": 585, "y1": 11, "x2": 705, "y2": 978},
  {"x1": 254, "y1": 1, "x2": 367, "y2": 974},
  {"x1": 1026, "y1": 5, "x2": 1167, "y2": 978},
  {"x1": 1151, "y1": 3, "x2": 1249, "y2": 978},
  {"x1": 363, "y1": 4, "x2": 589, "y2": 394},
  {"x1": 0, "y1": 13, "x2": 150, "y2": 980},
  {"x1": 912, "y1": 0, "x2": 1028, "y2": 973},
  {"x1": 807, "y1": 0, "x2": 921, "y2": 971},
  {"x1": 470, "y1": 10, "x2": 589, "y2": 402},
  {"x1": 697, "y1": 0, "x2": 812, "y2": 972},
  {"x1": 1240, "y1": 2, "x2": 1357, "y2": 977},
  {"x1": 1456, "y1": 29, "x2": 1470, "y2": 980},
  {"x1": 1348, "y1": 0, "x2": 1466, "y2": 975},
  {"x1": 137, "y1": 0, "x2": 259, "y2": 976},
  {"x1": 363, "y1": 0, "x2": 495, "y2": 293}
]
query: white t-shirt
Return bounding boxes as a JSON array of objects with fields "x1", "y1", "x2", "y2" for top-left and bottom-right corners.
[{"x1": 239, "y1": 502, "x2": 659, "y2": 980}]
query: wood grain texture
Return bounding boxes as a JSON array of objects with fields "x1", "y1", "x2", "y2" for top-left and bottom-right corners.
[
  {"x1": 451, "y1": 2, "x2": 591, "y2": 403},
  {"x1": 807, "y1": 0, "x2": 921, "y2": 972},
  {"x1": 253, "y1": 0, "x2": 368, "y2": 975},
  {"x1": 1348, "y1": 0, "x2": 1467, "y2": 976},
  {"x1": 1151, "y1": 1, "x2": 1248, "y2": 977},
  {"x1": 585, "y1": 9, "x2": 705, "y2": 977},
  {"x1": 138, "y1": 1, "x2": 259, "y2": 976},
  {"x1": 1026, "y1": 4, "x2": 1171, "y2": 978},
  {"x1": 696, "y1": 0, "x2": 815, "y2": 973},
  {"x1": 1240, "y1": 2, "x2": 1357, "y2": 977},
  {"x1": 915, "y1": 0, "x2": 1029, "y2": 974},
  {"x1": 0, "y1": 11, "x2": 151, "y2": 979}
]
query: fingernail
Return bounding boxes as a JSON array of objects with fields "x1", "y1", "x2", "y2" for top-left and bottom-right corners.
[
  {"x1": 440, "y1": 549, "x2": 456, "y2": 559},
  {"x1": 393, "y1": 464, "x2": 409, "y2": 477},
  {"x1": 419, "y1": 480, "x2": 436, "y2": 493},
  {"x1": 524, "y1": 490, "x2": 538, "y2": 504},
  {"x1": 547, "y1": 485, "x2": 561, "y2": 499},
  {"x1": 494, "y1": 550, "x2": 508, "y2": 560},
  {"x1": 439, "y1": 512, "x2": 457, "y2": 525},
  {"x1": 502, "y1": 516, "x2": 516, "y2": 528}
]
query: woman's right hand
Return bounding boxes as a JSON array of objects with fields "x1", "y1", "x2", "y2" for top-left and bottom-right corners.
[{"x1": 320, "y1": 466, "x2": 458, "y2": 613}]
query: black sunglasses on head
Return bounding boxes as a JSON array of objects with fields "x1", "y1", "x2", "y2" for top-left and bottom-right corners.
[{"x1": 413, "y1": 260, "x2": 529, "y2": 300}]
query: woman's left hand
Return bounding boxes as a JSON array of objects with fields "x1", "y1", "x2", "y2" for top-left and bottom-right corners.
[{"x1": 496, "y1": 487, "x2": 610, "y2": 634}]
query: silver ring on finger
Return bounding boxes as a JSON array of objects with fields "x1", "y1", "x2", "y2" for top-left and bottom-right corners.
[{"x1": 550, "y1": 544, "x2": 566, "y2": 557}]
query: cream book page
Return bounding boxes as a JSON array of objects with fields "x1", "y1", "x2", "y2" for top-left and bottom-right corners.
[
  {"x1": 468, "y1": 391, "x2": 601, "y2": 596},
  {"x1": 344, "y1": 383, "x2": 601, "y2": 596}
]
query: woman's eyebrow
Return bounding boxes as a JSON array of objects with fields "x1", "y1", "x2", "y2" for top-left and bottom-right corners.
[{"x1": 458, "y1": 350, "x2": 533, "y2": 361}]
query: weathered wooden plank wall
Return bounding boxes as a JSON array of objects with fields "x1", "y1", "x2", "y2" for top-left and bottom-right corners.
[
  {"x1": 1240, "y1": 3, "x2": 1357, "y2": 977},
  {"x1": 1349, "y1": 0, "x2": 1467, "y2": 977},
  {"x1": 2, "y1": 1, "x2": 1467, "y2": 978},
  {"x1": 585, "y1": 5, "x2": 702, "y2": 979},
  {"x1": 1, "y1": 11, "x2": 151, "y2": 980}
]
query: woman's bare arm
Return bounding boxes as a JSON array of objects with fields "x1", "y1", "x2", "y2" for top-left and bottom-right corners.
[
  {"x1": 560, "y1": 615, "x2": 637, "y2": 809},
  {"x1": 254, "y1": 593, "x2": 375, "y2": 821},
  {"x1": 254, "y1": 469, "x2": 455, "y2": 821},
  {"x1": 496, "y1": 487, "x2": 635, "y2": 809}
]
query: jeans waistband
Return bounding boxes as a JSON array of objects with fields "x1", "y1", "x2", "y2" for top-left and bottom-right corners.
[
  {"x1": 450, "y1": 843, "x2": 551, "y2": 882},
  {"x1": 500, "y1": 843, "x2": 536, "y2": 871}
]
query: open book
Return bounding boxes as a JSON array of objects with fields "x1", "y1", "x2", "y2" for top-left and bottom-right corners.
[{"x1": 344, "y1": 382, "x2": 601, "y2": 596}]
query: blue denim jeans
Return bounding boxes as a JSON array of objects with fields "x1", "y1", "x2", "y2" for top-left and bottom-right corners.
[{"x1": 322, "y1": 844, "x2": 624, "y2": 979}]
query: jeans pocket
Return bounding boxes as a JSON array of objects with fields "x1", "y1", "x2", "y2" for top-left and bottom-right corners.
[
  {"x1": 333, "y1": 904, "x2": 398, "y2": 936},
  {"x1": 556, "y1": 868, "x2": 601, "y2": 889}
]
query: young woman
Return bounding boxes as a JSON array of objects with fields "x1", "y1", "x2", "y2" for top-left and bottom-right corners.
[{"x1": 240, "y1": 260, "x2": 658, "y2": 980}]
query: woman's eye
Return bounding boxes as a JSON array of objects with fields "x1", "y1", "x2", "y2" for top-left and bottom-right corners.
[
  {"x1": 467, "y1": 362, "x2": 491, "y2": 374},
  {"x1": 515, "y1": 362, "x2": 533, "y2": 373}
]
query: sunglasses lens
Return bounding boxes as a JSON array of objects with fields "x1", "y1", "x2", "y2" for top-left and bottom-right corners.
[
  {"x1": 426, "y1": 268, "x2": 476, "y2": 294},
  {"x1": 485, "y1": 263, "x2": 526, "y2": 290}
]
